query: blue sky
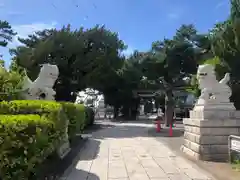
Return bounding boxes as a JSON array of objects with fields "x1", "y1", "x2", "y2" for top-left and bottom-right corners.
[{"x1": 0, "y1": 0, "x2": 231, "y2": 67}]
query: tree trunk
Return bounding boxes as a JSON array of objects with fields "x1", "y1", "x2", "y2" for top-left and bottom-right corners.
[
  {"x1": 128, "y1": 108, "x2": 132, "y2": 118},
  {"x1": 164, "y1": 89, "x2": 174, "y2": 126},
  {"x1": 113, "y1": 107, "x2": 118, "y2": 119}
]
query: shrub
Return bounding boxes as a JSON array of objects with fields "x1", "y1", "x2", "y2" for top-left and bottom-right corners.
[
  {"x1": 0, "y1": 114, "x2": 62, "y2": 180},
  {"x1": 0, "y1": 100, "x2": 89, "y2": 179},
  {"x1": 0, "y1": 100, "x2": 68, "y2": 139},
  {"x1": 0, "y1": 100, "x2": 88, "y2": 138},
  {"x1": 0, "y1": 63, "x2": 23, "y2": 101},
  {"x1": 85, "y1": 106, "x2": 95, "y2": 127},
  {"x1": 0, "y1": 100, "x2": 69, "y2": 179},
  {"x1": 0, "y1": 100, "x2": 67, "y2": 136},
  {"x1": 74, "y1": 103, "x2": 86, "y2": 132},
  {"x1": 0, "y1": 100, "x2": 62, "y2": 114},
  {"x1": 61, "y1": 102, "x2": 85, "y2": 139}
]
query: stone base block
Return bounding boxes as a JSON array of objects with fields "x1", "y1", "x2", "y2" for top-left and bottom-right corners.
[
  {"x1": 189, "y1": 108, "x2": 240, "y2": 120},
  {"x1": 182, "y1": 112, "x2": 240, "y2": 162},
  {"x1": 184, "y1": 131, "x2": 229, "y2": 145},
  {"x1": 181, "y1": 145, "x2": 228, "y2": 161},
  {"x1": 193, "y1": 102, "x2": 236, "y2": 113}
]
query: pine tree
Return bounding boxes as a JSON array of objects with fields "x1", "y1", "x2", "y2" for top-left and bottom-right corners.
[
  {"x1": 231, "y1": 0, "x2": 240, "y2": 20},
  {"x1": 0, "y1": 20, "x2": 16, "y2": 47}
]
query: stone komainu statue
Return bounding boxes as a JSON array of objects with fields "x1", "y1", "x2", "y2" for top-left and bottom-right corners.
[
  {"x1": 194, "y1": 64, "x2": 233, "y2": 110},
  {"x1": 21, "y1": 64, "x2": 59, "y2": 100}
]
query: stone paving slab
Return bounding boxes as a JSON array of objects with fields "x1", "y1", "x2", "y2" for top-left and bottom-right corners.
[{"x1": 63, "y1": 124, "x2": 215, "y2": 180}]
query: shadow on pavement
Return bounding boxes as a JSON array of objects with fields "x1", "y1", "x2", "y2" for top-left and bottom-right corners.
[
  {"x1": 148, "y1": 126, "x2": 185, "y2": 154},
  {"x1": 35, "y1": 137, "x2": 87, "y2": 180},
  {"x1": 62, "y1": 169, "x2": 100, "y2": 180},
  {"x1": 77, "y1": 139, "x2": 101, "y2": 160},
  {"x1": 60, "y1": 139, "x2": 101, "y2": 180},
  {"x1": 148, "y1": 127, "x2": 184, "y2": 138},
  {"x1": 83, "y1": 123, "x2": 114, "y2": 133},
  {"x1": 92, "y1": 126, "x2": 150, "y2": 139},
  {"x1": 110, "y1": 119, "x2": 155, "y2": 124},
  {"x1": 91, "y1": 121, "x2": 184, "y2": 139}
]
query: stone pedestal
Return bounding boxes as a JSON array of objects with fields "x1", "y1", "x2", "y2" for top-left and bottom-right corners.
[{"x1": 181, "y1": 106, "x2": 240, "y2": 161}]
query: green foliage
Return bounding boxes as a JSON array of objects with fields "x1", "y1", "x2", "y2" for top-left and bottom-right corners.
[
  {"x1": 186, "y1": 75, "x2": 200, "y2": 97},
  {"x1": 75, "y1": 104, "x2": 87, "y2": 128},
  {"x1": 61, "y1": 102, "x2": 85, "y2": 139},
  {"x1": 9, "y1": 57, "x2": 25, "y2": 75},
  {"x1": 8, "y1": 20, "x2": 206, "y2": 119},
  {"x1": 0, "y1": 62, "x2": 23, "y2": 101},
  {"x1": 0, "y1": 100, "x2": 91, "y2": 179},
  {"x1": 0, "y1": 20, "x2": 16, "y2": 47},
  {"x1": 230, "y1": 148, "x2": 240, "y2": 171},
  {"x1": 5, "y1": 0, "x2": 240, "y2": 117},
  {"x1": 0, "y1": 113, "x2": 63, "y2": 179},
  {"x1": 0, "y1": 100, "x2": 88, "y2": 138},
  {"x1": 207, "y1": 1, "x2": 240, "y2": 109},
  {"x1": 210, "y1": 1, "x2": 240, "y2": 80},
  {"x1": 0, "y1": 100, "x2": 67, "y2": 149},
  {"x1": 150, "y1": 24, "x2": 204, "y2": 82},
  {"x1": 11, "y1": 25, "x2": 126, "y2": 102},
  {"x1": 84, "y1": 106, "x2": 95, "y2": 127},
  {"x1": 232, "y1": 159, "x2": 240, "y2": 171},
  {"x1": 0, "y1": 100, "x2": 63, "y2": 114},
  {"x1": 231, "y1": 0, "x2": 240, "y2": 20},
  {"x1": 203, "y1": 56, "x2": 221, "y2": 65}
]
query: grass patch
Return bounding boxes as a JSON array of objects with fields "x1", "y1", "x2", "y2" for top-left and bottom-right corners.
[{"x1": 232, "y1": 160, "x2": 240, "y2": 172}]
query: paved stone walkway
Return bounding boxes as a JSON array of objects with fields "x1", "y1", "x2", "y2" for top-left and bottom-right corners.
[{"x1": 62, "y1": 122, "x2": 214, "y2": 180}]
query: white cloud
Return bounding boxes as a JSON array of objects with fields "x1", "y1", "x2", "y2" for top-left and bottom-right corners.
[
  {"x1": 215, "y1": 1, "x2": 226, "y2": 9},
  {"x1": 10, "y1": 21, "x2": 57, "y2": 47},
  {"x1": 167, "y1": 7, "x2": 184, "y2": 20},
  {"x1": 7, "y1": 11, "x2": 24, "y2": 16},
  {"x1": 167, "y1": 13, "x2": 180, "y2": 20}
]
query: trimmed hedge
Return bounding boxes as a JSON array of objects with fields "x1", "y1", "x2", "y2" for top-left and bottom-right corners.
[
  {"x1": 0, "y1": 100, "x2": 68, "y2": 180},
  {"x1": 75, "y1": 104, "x2": 87, "y2": 130},
  {"x1": 0, "y1": 100, "x2": 62, "y2": 114},
  {"x1": 0, "y1": 114, "x2": 62, "y2": 179},
  {"x1": 61, "y1": 102, "x2": 85, "y2": 139},
  {"x1": 85, "y1": 106, "x2": 95, "y2": 127},
  {"x1": 0, "y1": 100, "x2": 67, "y2": 143},
  {"x1": 0, "y1": 100, "x2": 94, "y2": 180}
]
